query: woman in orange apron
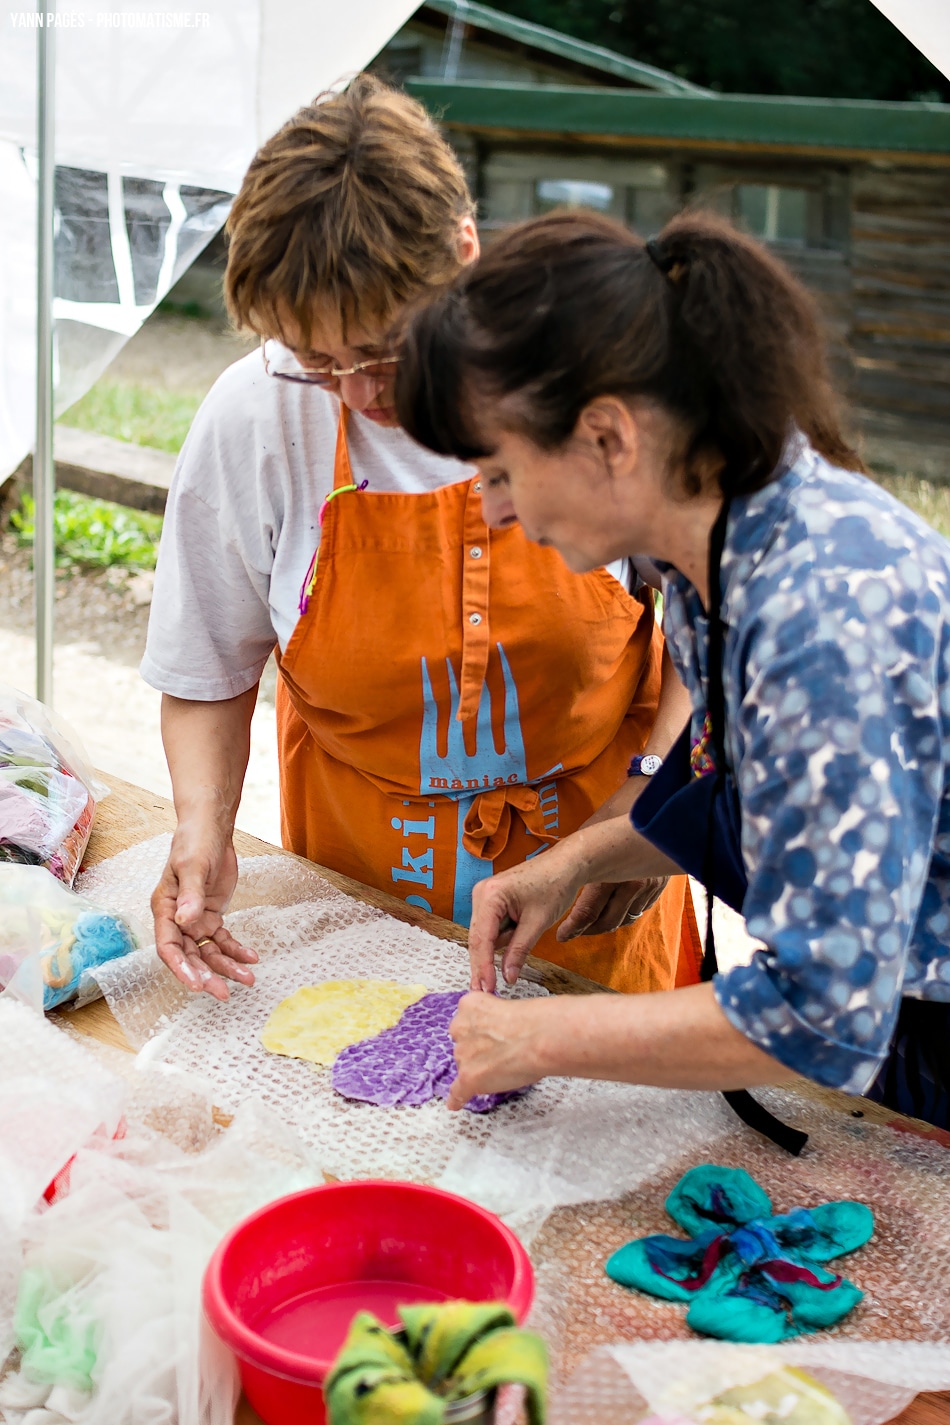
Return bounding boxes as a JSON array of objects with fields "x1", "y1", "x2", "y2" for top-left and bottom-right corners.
[{"x1": 146, "y1": 75, "x2": 701, "y2": 998}]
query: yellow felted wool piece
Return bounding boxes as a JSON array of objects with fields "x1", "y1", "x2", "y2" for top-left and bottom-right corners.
[
  {"x1": 261, "y1": 979, "x2": 428, "y2": 1066},
  {"x1": 701, "y1": 1368, "x2": 851, "y2": 1425}
]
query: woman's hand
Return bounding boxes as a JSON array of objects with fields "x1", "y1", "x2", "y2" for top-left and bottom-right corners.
[
  {"x1": 447, "y1": 992, "x2": 548, "y2": 1109},
  {"x1": 556, "y1": 876, "x2": 668, "y2": 940},
  {"x1": 468, "y1": 843, "x2": 586, "y2": 992},
  {"x1": 468, "y1": 818, "x2": 680, "y2": 992},
  {"x1": 154, "y1": 688, "x2": 259, "y2": 1000},
  {"x1": 151, "y1": 817, "x2": 258, "y2": 1000}
]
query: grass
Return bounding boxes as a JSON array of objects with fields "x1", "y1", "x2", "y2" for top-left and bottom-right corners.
[
  {"x1": 11, "y1": 376, "x2": 202, "y2": 569},
  {"x1": 58, "y1": 381, "x2": 201, "y2": 455},
  {"x1": 875, "y1": 474, "x2": 950, "y2": 543},
  {"x1": 9, "y1": 490, "x2": 163, "y2": 570}
]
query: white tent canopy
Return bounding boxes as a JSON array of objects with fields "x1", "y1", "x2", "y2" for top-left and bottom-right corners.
[
  {"x1": 0, "y1": 0, "x2": 421, "y2": 480},
  {"x1": 869, "y1": 0, "x2": 950, "y2": 90}
]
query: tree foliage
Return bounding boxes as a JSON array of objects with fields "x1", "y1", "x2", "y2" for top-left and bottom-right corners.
[{"x1": 490, "y1": 0, "x2": 950, "y2": 102}]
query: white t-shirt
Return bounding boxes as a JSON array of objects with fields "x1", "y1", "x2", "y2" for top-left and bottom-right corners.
[{"x1": 142, "y1": 349, "x2": 630, "y2": 701}]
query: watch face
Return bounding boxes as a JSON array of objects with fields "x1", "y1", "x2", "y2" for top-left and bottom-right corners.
[{"x1": 641, "y1": 754, "x2": 663, "y2": 775}]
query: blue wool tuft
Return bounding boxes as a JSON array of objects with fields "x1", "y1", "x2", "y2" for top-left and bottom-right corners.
[{"x1": 43, "y1": 912, "x2": 136, "y2": 1010}]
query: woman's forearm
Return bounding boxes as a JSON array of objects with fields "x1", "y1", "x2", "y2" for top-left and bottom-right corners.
[
  {"x1": 153, "y1": 689, "x2": 260, "y2": 998},
  {"x1": 564, "y1": 812, "x2": 682, "y2": 886},
  {"x1": 647, "y1": 640, "x2": 692, "y2": 758},
  {"x1": 531, "y1": 983, "x2": 792, "y2": 1089},
  {"x1": 447, "y1": 982, "x2": 797, "y2": 1108},
  {"x1": 585, "y1": 643, "x2": 690, "y2": 826},
  {"x1": 161, "y1": 688, "x2": 258, "y2": 829}
]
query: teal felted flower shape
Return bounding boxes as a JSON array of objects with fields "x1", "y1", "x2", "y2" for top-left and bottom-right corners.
[{"x1": 605, "y1": 1164, "x2": 873, "y2": 1343}]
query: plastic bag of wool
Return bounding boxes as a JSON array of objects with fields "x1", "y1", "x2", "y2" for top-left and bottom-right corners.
[
  {"x1": 0, "y1": 686, "x2": 105, "y2": 887},
  {"x1": 73, "y1": 836, "x2": 950, "y2": 1405},
  {"x1": 0, "y1": 865, "x2": 139, "y2": 1011}
]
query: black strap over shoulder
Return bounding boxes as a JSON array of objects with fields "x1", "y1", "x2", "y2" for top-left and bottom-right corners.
[
  {"x1": 701, "y1": 495, "x2": 731, "y2": 983},
  {"x1": 703, "y1": 496, "x2": 808, "y2": 1158}
]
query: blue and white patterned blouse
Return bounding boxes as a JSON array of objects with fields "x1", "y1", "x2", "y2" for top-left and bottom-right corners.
[{"x1": 660, "y1": 440, "x2": 950, "y2": 1094}]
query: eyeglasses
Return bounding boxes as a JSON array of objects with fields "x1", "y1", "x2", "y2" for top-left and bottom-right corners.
[{"x1": 261, "y1": 338, "x2": 400, "y2": 388}]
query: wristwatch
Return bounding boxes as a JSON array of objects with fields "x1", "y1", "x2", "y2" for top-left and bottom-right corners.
[{"x1": 628, "y1": 753, "x2": 663, "y2": 777}]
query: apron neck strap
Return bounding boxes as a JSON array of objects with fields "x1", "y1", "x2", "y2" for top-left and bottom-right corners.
[
  {"x1": 706, "y1": 492, "x2": 732, "y2": 777},
  {"x1": 333, "y1": 403, "x2": 354, "y2": 491},
  {"x1": 701, "y1": 491, "x2": 732, "y2": 985}
]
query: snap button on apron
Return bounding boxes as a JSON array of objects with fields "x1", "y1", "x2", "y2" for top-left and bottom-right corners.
[
  {"x1": 468, "y1": 612, "x2": 482, "y2": 625},
  {"x1": 470, "y1": 546, "x2": 483, "y2": 559}
]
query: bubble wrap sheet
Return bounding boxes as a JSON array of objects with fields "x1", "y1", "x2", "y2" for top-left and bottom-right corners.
[
  {"x1": 75, "y1": 837, "x2": 950, "y2": 1403},
  {"x1": 75, "y1": 838, "x2": 551, "y2": 1182},
  {"x1": 523, "y1": 1084, "x2": 950, "y2": 1399},
  {"x1": 548, "y1": 1343, "x2": 939, "y2": 1425}
]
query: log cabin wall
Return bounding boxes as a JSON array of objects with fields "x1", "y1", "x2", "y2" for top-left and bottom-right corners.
[
  {"x1": 688, "y1": 160, "x2": 855, "y2": 395},
  {"x1": 849, "y1": 166, "x2": 950, "y2": 443},
  {"x1": 405, "y1": 79, "x2": 950, "y2": 466},
  {"x1": 474, "y1": 144, "x2": 950, "y2": 454}
]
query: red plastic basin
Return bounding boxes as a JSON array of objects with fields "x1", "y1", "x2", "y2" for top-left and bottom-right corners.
[{"x1": 202, "y1": 1180, "x2": 534, "y2": 1425}]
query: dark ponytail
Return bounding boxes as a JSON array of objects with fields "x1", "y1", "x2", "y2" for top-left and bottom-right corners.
[{"x1": 395, "y1": 209, "x2": 863, "y2": 496}]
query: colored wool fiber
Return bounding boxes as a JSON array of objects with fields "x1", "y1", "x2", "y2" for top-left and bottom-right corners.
[
  {"x1": 605, "y1": 1164, "x2": 873, "y2": 1342},
  {"x1": 701, "y1": 1367, "x2": 852, "y2": 1425},
  {"x1": 324, "y1": 1301, "x2": 548, "y2": 1425},
  {"x1": 40, "y1": 911, "x2": 136, "y2": 1010},
  {"x1": 33, "y1": 912, "x2": 135, "y2": 1014},
  {"x1": 260, "y1": 979, "x2": 428, "y2": 1066},
  {"x1": 332, "y1": 990, "x2": 527, "y2": 1113},
  {"x1": 0, "y1": 712, "x2": 94, "y2": 884},
  {"x1": 14, "y1": 1267, "x2": 98, "y2": 1392},
  {"x1": 0, "y1": 863, "x2": 138, "y2": 1010}
]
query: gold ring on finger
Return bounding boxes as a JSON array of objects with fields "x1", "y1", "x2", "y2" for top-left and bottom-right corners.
[{"x1": 195, "y1": 936, "x2": 214, "y2": 948}]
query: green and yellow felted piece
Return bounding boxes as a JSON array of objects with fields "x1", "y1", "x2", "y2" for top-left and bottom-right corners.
[
  {"x1": 324, "y1": 1301, "x2": 548, "y2": 1425},
  {"x1": 324, "y1": 1314, "x2": 442, "y2": 1425},
  {"x1": 701, "y1": 1366, "x2": 852, "y2": 1425},
  {"x1": 399, "y1": 1301, "x2": 513, "y2": 1389}
]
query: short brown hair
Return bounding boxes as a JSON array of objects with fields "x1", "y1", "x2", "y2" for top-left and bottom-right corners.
[
  {"x1": 396, "y1": 209, "x2": 863, "y2": 497},
  {"x1": 225, "y1": 74, "x2": 474, "y2": 345}
]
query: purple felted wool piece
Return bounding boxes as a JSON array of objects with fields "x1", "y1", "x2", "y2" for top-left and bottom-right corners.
[{"x1": 331, "y1": 990, "x2": 526, "y2": 1113}]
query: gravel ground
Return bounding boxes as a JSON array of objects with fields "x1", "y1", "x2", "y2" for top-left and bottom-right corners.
[{"x1": 0, "y1": 532, "x2": 153, "y2": 667}]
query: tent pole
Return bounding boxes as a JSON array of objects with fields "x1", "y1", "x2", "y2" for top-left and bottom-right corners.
[{"x1": 34, "y1": 0, "x2": 55, "y2": 705}]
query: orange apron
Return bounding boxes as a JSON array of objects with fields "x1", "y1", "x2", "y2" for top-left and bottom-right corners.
[{"x1": 276, "y1": 409, "x2": 701, "y2": 993}]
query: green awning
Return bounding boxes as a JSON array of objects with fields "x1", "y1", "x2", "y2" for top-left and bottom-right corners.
[{"x1": 406, "y1": 79, "x2": 950, "y2": 155}]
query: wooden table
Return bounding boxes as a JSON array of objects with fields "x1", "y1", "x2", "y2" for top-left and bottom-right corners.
[{"x1": 62, "y1": 774, "x2": 950, "y2": 1425}]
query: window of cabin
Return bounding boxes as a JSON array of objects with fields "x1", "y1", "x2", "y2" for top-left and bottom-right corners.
[
  {"x1": 480, "y1": 152, "x2": 676, "y2": 234},
  {"x1": 370, "y1": 44, "x2": 424, "y2": 84},
  {"x1": 693, "y1": 167, "x2": 850, "y2": 253},
  {"x1": 737, "y1": 184, "x2": 809, "y2": 245},
  {"x1": 536, "y1": 179, "x2": 614, "y2": 213}
]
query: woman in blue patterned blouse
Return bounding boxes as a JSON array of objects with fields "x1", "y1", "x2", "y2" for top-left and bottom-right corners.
[{"x1": 394, "y1": 208, "x2": 950, "y2": 1139}]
